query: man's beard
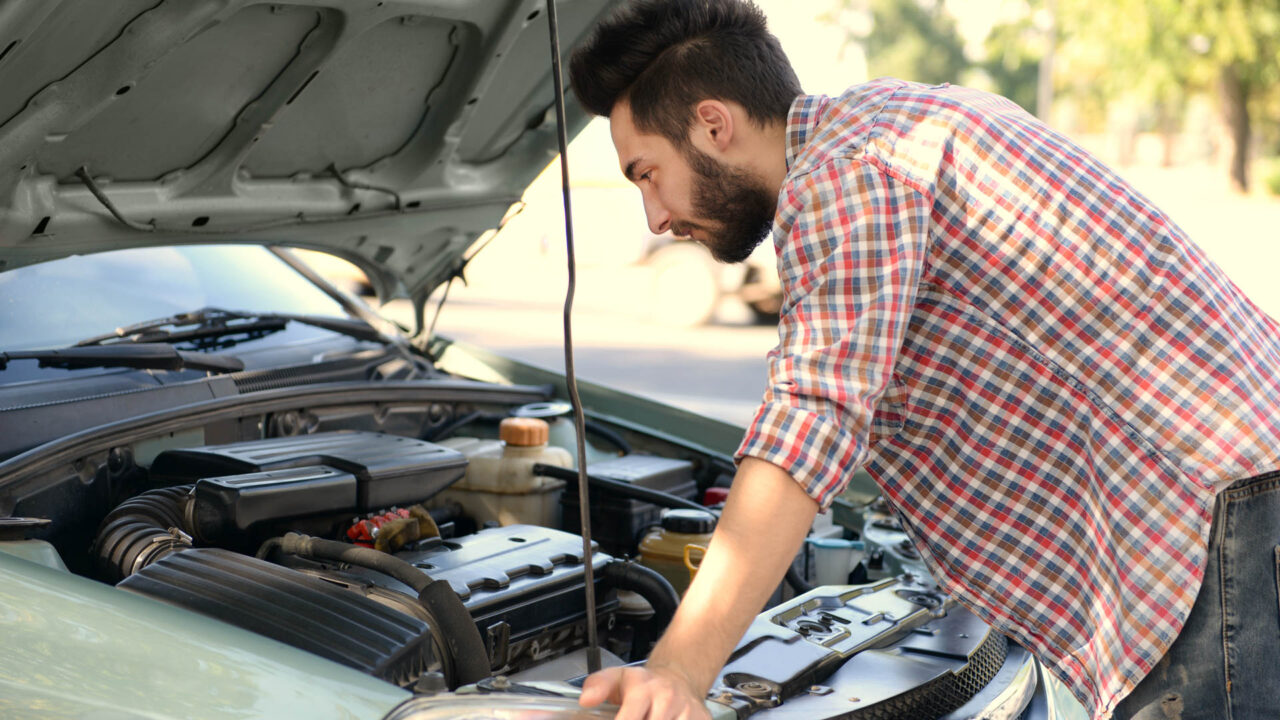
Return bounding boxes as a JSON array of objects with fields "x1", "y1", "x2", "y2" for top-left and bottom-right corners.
[{"x1": 673, "y1": 145, "x2": 777, "y2": 264}]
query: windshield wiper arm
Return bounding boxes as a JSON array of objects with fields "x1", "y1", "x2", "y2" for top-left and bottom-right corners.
[
  {"x1": 268, "y1": 312, "x2": 386, "y2": 343},
  {"x1": 74, "y1": 307, "x2": 387, "y2": 349},
  {"x1": 0, "y1": 345, "x2": 245, "y2": 373}
]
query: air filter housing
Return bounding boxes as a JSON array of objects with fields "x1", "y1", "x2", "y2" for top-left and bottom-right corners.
[
  {"x1": 119, "y1": 548, "x2": 440, "y2": 686},
  {"x1": 149, "y1": 431, "x2": 466, "y2": 510}
]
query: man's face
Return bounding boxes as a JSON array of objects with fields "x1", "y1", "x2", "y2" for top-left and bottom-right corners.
[{"x1": 609, "y1": 101, "x2": 776, "y2": 263}]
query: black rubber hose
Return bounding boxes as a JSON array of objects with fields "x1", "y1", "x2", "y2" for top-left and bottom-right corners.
[
  {"x1": 785, "y1": 563, "x2": 815, "y2": 594},
  {"x1": 601, "y1": 560, "x2": 679, "y2": 631},
  {"x1": 425, "y1": 411, "x2": 504, "y2": 441},
  {"x1": 416, "y1": 580, "x2": 492, "y2": 686},
  {"x1": 427, "y1": 410, "x2": 632, "y2": 456},
  {"x1": 277, "y1": 532, "x2": 432, "y2": 592},
  {"x1": 583, "y1": 420, "x2": 632, "y2": 455},
  {"x1": 92, "y1": 485, "x2": 195, "y2": 583},
  {"x1": 532, "y1": 463, "x2": 710, "y2": 514},
  {"x1": 601, "y1": 560, "x2": 679, "y2": 659},
  {"x1": 274, "y1": 532, "x2": 490, "y2": 687}
]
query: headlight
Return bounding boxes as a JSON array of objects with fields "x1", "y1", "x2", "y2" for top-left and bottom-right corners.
[{"x1": 383, "y1": 694, "x2": 617, "y2": 720}]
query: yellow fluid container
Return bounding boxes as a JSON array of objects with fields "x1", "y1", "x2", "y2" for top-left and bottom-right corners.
[
  {"x1": 637, "y1": 509, "x2": 716, "y2": 596},
  {"x1": 434, "y1": 418, "x2": 574, "y2": 527}
]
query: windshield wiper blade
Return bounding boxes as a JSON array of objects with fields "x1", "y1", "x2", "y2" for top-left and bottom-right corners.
[
  {"x1": 269, "y1": 312, "x2": 386, "y2": 343},
  {"x1": 74, "y1": 308, "x2": 278, "y2": 348},
  {"x1": 0, "y1": 345, "x2": 245, "y2": 373},
  {"x1": 74, "y1": 307, "x2": 387, "y2": 349}
]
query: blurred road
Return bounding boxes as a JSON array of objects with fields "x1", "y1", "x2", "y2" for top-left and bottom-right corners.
[
  {"x1": 384, "y1": 277, "x2": 777, "y2": 428},
  {"x1": 369, "y1": 161, "x2": 1280, "y2": 430}
]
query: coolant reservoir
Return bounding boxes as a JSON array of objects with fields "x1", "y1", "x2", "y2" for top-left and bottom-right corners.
[
  {"x1": 512, "y1": 401, "x2": 619, "y2": 466},
  {"x1": 638, "y1": 509, "x2": 717, "y2": 597},
  {"x1": 435, "y1": 418, "x2": 574, "y2": 526}
]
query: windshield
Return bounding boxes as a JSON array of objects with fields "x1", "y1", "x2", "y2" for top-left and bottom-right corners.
[{"x1": 0, "y1": 246, "x2": 349, "y2": 351}]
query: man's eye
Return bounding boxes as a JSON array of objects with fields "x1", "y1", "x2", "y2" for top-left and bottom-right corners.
[{"x1": 640, "y1": 171, "x2": 652, "y2": 182}]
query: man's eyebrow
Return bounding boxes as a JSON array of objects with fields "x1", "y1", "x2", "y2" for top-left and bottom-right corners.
[{"x1": 623, "y1": 158, "x2": 641, "y2": 182}]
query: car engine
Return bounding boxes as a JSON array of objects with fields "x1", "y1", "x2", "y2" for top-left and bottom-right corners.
[{"x1": 90, "y1": 429, "x2": 675, "y2": 690}]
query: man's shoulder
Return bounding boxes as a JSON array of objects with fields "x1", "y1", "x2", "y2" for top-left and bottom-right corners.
[
  {"x1": 785, "y1": 82, "x2": 889, "y2": 180},
  {"x1": 823, "y1": 79, "x2": 1029, "y2": 141},
  {"x1": 790, "y1": 78, "x2": 947, "y2": 174},
  {"x1": 789, "y1": 79, "x2": 1039, "y2": 187}
]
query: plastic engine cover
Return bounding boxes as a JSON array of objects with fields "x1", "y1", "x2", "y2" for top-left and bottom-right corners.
[
  {"x1": 315, "y1": 524, "x2": 619, "y2": 674},
  {"x1": 149, "y1": 431, "x2": 467, "y2": 510},
  {"x1": 710, "y1": 577, "x2": 1027, "y2": 719}
]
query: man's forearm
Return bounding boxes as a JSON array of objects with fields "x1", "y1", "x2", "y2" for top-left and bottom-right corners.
[{"x1": 646, "y1": 456, "x2": 819, "y2": 695}]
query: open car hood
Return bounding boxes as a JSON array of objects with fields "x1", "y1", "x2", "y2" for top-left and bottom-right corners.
[{"x1": 0, "y1": 0, "x2": 612, "y2": 307}]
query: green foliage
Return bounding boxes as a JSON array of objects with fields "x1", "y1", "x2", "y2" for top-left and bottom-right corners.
[
  {"x1": 1265, "y1": 159, "x2": 1280, "y2": 197},
  {"x1": 822, "y1": 0, "x2": 1278, "y2": 188},
  {"x1": 1057, "y1": 0, "x2": 1211, "y2": 100},
  {"x1": 833, "y1": 0, "x2": 969, "y2": 85},
  {"x1": 1054, "y1": 0, "x2": 1280, "y2": 187},
  {"x1": 982, "y1": 15, "x2": 1043, "y2": 114}
]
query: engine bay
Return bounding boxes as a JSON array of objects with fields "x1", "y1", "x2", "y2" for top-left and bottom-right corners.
[
  {"x1": 0, "y1": 385, "x2": 1056, "y2": 719},
  {"x1": 84, "y1": 424, "x2": 689, "y2": 691},
  {"x1": 0, "y1": 382, "x2": 723, "y2": 683}
]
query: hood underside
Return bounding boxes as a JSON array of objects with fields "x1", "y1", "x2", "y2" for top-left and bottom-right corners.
[{"x1": 0, "y1": 0, "x2": 611, "y2": 305}]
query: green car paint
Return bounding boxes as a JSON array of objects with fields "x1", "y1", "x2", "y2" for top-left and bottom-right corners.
[
  {"x1": 431, "y1": 337, "x2": 747, "y2": 460},
  {"x1": 0, "y1": 551, "x2": 409, "y2": 720},
  {"x1": 0, "y1": 540, "x2": 70, "y2": 572}
]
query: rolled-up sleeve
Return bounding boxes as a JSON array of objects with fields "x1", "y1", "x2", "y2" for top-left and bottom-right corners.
[{"x1": 736, "y1": 156, "x2": 931, "y2": 509}]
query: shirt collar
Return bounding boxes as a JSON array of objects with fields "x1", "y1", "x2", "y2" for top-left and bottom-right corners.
[{"x1": 785, "y1": 93, "x2": 829, "y2": 170}]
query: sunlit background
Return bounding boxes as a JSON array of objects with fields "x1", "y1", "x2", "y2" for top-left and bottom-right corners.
[{"x1": 317, "y1": 0, "x2": 1280, "y2": 426}]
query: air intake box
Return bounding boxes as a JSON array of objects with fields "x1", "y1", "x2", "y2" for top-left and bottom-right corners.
[
  {"x1": 119, "y1": 548, "x2": 440, "y2": 686},
  {"x1": 191, "y1": 465, "x2": 357, "y2": 540},
  {"x1": 150, "y1": 431, "x2": 466, "y2": 511}
]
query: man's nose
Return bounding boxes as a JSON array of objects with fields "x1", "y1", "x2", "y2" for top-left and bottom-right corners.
[{"x1": 642, "y1": 194, "x2": 671, "y2": 235}]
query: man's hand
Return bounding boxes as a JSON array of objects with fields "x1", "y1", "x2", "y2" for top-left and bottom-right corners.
[
  {"x1": 577, "y1": 457, "x2": 818, "y2": 720},
  {"x1": 579, "y1": 664, "x2": 710, "y2": 720}
]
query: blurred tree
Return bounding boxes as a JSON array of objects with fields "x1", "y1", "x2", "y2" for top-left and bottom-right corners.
[
  {"x1": 1056, "y1": 0, "x2": 1280, "y2": 190},
  {"x1": 830, "y1": 0, "x2": 969, "y2": 85},
  {"x1": 982, "y1": 10, "x2": 1044, "y2": 115}
]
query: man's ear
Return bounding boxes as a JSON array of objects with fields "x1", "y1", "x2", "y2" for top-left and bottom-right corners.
[{"x1": 692, "y1": 99, "x2": 734, "y2": 153}]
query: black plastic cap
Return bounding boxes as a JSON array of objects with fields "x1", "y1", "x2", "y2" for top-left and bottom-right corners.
[{"x1": 660, "y1": 508, "x2": 716, "y2": 534}]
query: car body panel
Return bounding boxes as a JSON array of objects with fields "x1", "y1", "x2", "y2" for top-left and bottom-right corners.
[
  {"x1": 0, "y1": 0, "x2": 614, "y2": 306},
  {"x1": 429, "y1": 336, "x2": 747, "y2": 460},
  {"x1": 0, "y1": 550, "x2": 409, "y2": 720}
]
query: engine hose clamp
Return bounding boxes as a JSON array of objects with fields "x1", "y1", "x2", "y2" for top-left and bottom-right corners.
[{"x1": 131, "y1": 527, "x2": 193, "y2": 576}]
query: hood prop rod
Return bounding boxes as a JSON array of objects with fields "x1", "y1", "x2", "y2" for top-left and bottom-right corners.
[{"x1": 545, "y1": 0, "x2": 602, "y2": 675}]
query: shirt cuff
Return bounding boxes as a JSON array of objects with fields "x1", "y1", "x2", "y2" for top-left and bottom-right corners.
[{"x1": 734, "y1": 400, "x2": 867, "y2": 510}]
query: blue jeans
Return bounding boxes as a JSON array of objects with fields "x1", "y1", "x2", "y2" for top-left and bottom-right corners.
[{"x1": 1112, "y1": 469, "x2": 1280, "y2": 720}]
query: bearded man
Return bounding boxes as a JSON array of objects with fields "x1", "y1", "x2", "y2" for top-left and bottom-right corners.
[{"x1": 567, "y1": 2, "x2": 1280, "y2": 719}]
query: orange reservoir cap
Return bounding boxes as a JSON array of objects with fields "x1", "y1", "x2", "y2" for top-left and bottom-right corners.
[{"x1": 499, "y1": 417, "x2": 550, "y2": 447}]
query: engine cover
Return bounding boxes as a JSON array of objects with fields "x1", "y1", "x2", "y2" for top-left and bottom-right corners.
[
  {"x1": 149, "y1": 431, "x2": 467, "y2": 511},
  {"x1": 710, "y1": 577, "x2": 1022, "y2": 719},
  {"x1": 312, "y1": 524, "x2": 620, "y2": 674}
]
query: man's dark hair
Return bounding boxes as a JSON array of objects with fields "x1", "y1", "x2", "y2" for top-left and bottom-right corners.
[{"x1": 569, "y1": 0, "x2": 801, "y2": 147}]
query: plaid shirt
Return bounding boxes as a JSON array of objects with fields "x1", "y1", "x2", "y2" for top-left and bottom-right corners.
[{"x1": 736, "y1": 79, "x2": 1280, "y2": 717}]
